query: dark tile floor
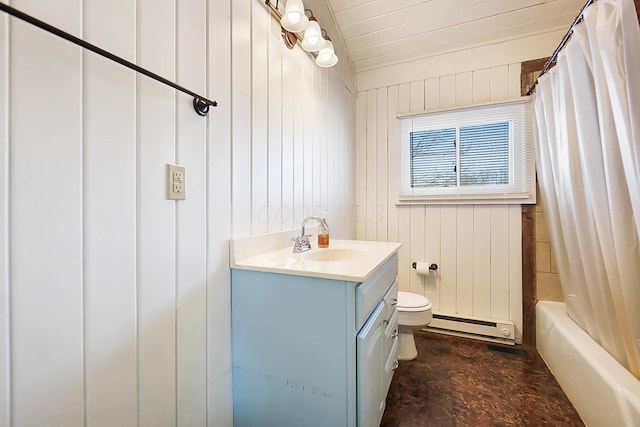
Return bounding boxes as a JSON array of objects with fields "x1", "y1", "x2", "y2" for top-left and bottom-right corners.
[{"x1": 381, "y1": 331, "x2": 584, "y2": 427}]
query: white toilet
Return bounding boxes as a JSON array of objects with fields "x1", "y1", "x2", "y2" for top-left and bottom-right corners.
[{"x1": 397, "y1": 291, "x2": 433, "y2": 361}]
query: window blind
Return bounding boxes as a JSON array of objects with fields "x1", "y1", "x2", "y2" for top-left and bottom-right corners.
[{"x1": 399, "y1": 99, "x2": 535, "y2": 204}]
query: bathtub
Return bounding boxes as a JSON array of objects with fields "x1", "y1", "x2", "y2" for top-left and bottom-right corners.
[{"x1": 536, "y1": 301, "x2": 640, "y2": 426}]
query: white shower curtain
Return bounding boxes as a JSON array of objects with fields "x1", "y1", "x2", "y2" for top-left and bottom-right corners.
[{"x1": 533, "y1": 0, "x2": 640, "y2": 379}]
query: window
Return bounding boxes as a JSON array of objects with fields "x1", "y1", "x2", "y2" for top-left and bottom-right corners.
[{"x1": 399, "y1": 100, "x2": 535, "y2": 204}]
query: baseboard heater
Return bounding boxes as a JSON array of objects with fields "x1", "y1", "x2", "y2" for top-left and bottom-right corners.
[{"x1": 425, "y1": 312, "x2": 516, "y2": 344}]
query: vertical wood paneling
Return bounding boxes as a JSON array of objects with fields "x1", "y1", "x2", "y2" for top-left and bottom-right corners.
[
  {"x1": 137, "y1": 1, "x2": 177, "y2": 425},
  {"x1": 410, "y1": 207, "x2": 425, "y2": 295},
  {"x1": 422, "y1": 76, "x2": 441, "y2": 306},
  {"x1": 302, "y1": 58, "x2": 313, "y2": 219},
  {"x1": 386, "y1": 85, "x2": 399, "y2": 244},
  {"x1": 357, "y1": 63, "x2": 524, "y2": 335},
  {"x1": 376, "y1": 87, "x2": 388, "y2": 242},
  {"x1": 440, "y1": 207, "x2": 458, "y2": 313},
  {"x1": 251, "y1": 3, "x2": 269, "y2": 235},
  {"x1": 508, "y1": 64, "x2": 521, "y2": 98},
  {"x1": 490, "y1": 65, "x2": 509, "y2": 101},
  {"x1": 490, "y1": 206, "x2": 511, "y2": 320},
  {"x1": 0, "y1": 7, "x2": 9, "y2": 427},
  {"x1": 409, "y1": 80, "x2": 425, "y2": 112},
  {"x1": 339, "y1": 78, "x2": 349, "y2": 233},
  {"x1": 408, "y1": 80, "x2": 425, "y2": 293},
  {"x1": 424, "y1": 206, "x2": 442, "y2": 310},
  {"x1": 312, "y1": 66, "x2": 321, "y2": 215},
  {"x1": 176, "y1": 0, "x2": 207, "y2": 425},
  {"x1": 83, "y1": 0, "x2": 137, "y2": 425},
  {"x1": 268, "y1": 28, "x2": 283, "y2": 233},
  {"x1": 328, "y1": 72, "x2": 336, "y2": 225},
  {"x1": 350, "y1": 89, "x2": 357, "y2": 237},
  {"x1": 397, "y1": 83, "x2": 411, "y2": 119},
  {"x1": 456, "y1": 206, "x2": 474, "y2": 314},
  {"x1": 231, "y1": 0, "x2": 252, "y2": 237},
  {"x1": 11, "y1": 2, "x2": 84, "y2": 426},
  {"x1": 425, "y1": 78, "x2": 439, "y2": 110},
  {"x1": 473, "y1": 205, "x2": 492, "y2": 317},
  {"x1": 397, "y1": 204, "x2": 412, "y2": 292},
  {"x1": 337, "y1": 77, "x2": 348, "y2": 234},
  {"x1": 365, "y1": 89, "x2": 377, "y2": 240},
  {"x1": 281, "y1": 45, "x2": 295, "y2": 232},
  {"x1": 207, "y1": 0, "x2": 233, "y2": 423},
  {"x1": 319, "y1": 68, "x2": 329, "y2": 215},
  {"x1": 292, "y1": 52, "x2": 304, "y2": 226},
  {"x1": 439, "y1": 75, "x2": 456, "y2": 108},
  {"x1": 397, "y1": 83, "x2": 411, "y2": 291},
  {"x1": 356, "y1": 92, "x2": 367, "y2": 239},
  {"x1": 3, "y1": 0, "x2": 354, "y2": 425},
  {"x1": 328, "y1": 72, "x2": 337, "y2": 226},
  {"x1": 455, "y1": 72, "x2": 473, "y2": 106},
  {"x1": 472, "y1": 69, "x2": 491, "y2": 104},
  {"x1": 223, "y1": 6, "x2": 355, "y2": 238},
  {"x1": 345, "y1": 87, "x2": 356, "y2": 238},
  {"x1": 350, "y1": 88, "x2": 357, "y2": 236}
]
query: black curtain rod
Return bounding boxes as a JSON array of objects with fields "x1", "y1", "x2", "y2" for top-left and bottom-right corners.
[
  {"x1": 526, "y1": 0, "x2": 595, "y2": 96},
  {"x1": 0, "y1": 2, "x2": 217, "y2": 116}
]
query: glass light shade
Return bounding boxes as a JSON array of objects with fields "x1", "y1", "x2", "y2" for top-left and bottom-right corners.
[
  {"x1": 315, "y1": 40, "x2": 338, "y2": 67},
  {"x1": 281, "y1": 0, "x2": 309, "y2": 33},
  {"x1": 301, "y1": 20, "x2": 325, "y2": 52}
]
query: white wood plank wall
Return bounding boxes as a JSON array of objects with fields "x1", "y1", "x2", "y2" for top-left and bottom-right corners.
[
  {"x1": 0, "y1": 0, "x2": 356, "y2": 426},
  {"x1": 356, "y1": 64, "x2": 524, "y2": 340},
  {"x1": 232, "y1": 2, "x2": 356, "y2": 238}
]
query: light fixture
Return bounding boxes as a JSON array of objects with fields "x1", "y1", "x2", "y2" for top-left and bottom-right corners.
[
  {"x1": 264, "y1": 0, "x2": 338, "y2": 68},
  {"x1": 315, "y1": 38, "x2": 338, "y2": 68},
  {"x1": 301, "y1": 18, "x2": 325, "y2": 52},
  {"x1": 280, "y1": 0, "x2": 309, "y2": 33}
]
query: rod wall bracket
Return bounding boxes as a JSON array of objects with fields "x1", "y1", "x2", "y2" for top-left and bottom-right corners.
[{"x1": 193, "y1": 97, "x2": 216, "y2": 116}]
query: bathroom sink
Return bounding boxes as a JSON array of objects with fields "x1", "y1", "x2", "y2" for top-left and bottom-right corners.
[
  {"x1": 230, "y1": 231, "x2": 402, "y2": 281},
  {"x1": 303, "y1": 248, "x2": 366, "y2": 262}
]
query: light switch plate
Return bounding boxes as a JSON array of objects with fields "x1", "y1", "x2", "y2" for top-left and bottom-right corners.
[{"x1": 167, "y1": 164, "x2": 186, "y2": 200}]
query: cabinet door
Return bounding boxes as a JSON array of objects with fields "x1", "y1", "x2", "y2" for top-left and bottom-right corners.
[{"x1": 357, "y1": 301, "x2": 386, "y2": 427}]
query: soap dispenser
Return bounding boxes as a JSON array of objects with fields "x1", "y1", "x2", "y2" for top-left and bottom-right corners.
[{"x1": 318, "y1": 212, "x2": 330, "y2": 248}]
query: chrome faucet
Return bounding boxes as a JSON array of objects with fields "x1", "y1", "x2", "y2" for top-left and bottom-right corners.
[{"x1": 292, "y1": 216, "x2": 329, "y2": 253}]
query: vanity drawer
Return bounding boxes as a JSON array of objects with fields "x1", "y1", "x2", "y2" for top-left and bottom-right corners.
[
  {"x1": 382, "y1": 279, "x2": 398, "y2": 323},
  {"x1": 383, "y1": 337, "x2": 399, "y2": 395},
  {"x1": 383, "y1": 309, "x2": 398, "y2": 362},
  {"x1": 355, "y1": 254, "x2": 398, "y2": 330},
  {"x1": 383, "y1": 305, "x2": 399, "y2": 396}
]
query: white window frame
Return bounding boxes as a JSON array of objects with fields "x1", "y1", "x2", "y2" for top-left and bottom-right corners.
[{"x1": 398, "y1": 99, "x2": 535, "y2": 205}]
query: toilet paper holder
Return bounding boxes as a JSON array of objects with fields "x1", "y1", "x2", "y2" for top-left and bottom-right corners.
[{"x1": 412, "y1": 262, "x2": 438, "y2": 271}]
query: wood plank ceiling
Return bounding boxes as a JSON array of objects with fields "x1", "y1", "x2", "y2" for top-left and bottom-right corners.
[{"x1": 325, "y1": 0, "x2": 587, "y2": 72}]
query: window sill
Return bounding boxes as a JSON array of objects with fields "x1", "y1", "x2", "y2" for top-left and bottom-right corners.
[{"x1": 397, "y1": 192, "x2": 535, "y2": 205}]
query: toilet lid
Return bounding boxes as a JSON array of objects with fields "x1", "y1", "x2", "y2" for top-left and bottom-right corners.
[{"x1": 397, "y1": 291, "x2": 432, "y2": 310}]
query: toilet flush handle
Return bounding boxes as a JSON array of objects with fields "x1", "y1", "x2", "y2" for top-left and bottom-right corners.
[{"x1": 391, "y1": 298, "x2": 398, "y2": 306}]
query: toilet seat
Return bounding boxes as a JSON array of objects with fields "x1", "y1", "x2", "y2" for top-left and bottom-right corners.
[{"x1": 397, "y1": 291, "x2": 432, "y2": 312}]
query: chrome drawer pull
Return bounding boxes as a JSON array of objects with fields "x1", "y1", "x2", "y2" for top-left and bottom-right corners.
[
  {"x1": 391, "y1": 329, "x2": 398, "y2": 339},
  {"x1": 392, "y1": 360, "x2": 399, "y2": 370}
]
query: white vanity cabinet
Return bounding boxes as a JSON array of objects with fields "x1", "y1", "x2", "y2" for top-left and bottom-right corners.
[{"x1": 231, "y1": 253, "x2": 399, "y2": 427}]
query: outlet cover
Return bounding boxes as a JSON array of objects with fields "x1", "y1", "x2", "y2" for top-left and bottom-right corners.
[{"x1": 167, "y1": 164, "x2": 186, "y2": 200}]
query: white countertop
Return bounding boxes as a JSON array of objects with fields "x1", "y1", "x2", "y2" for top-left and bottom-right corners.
[{"x1": 230, "y1": 231, "x2": 401, "y2": 282}]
